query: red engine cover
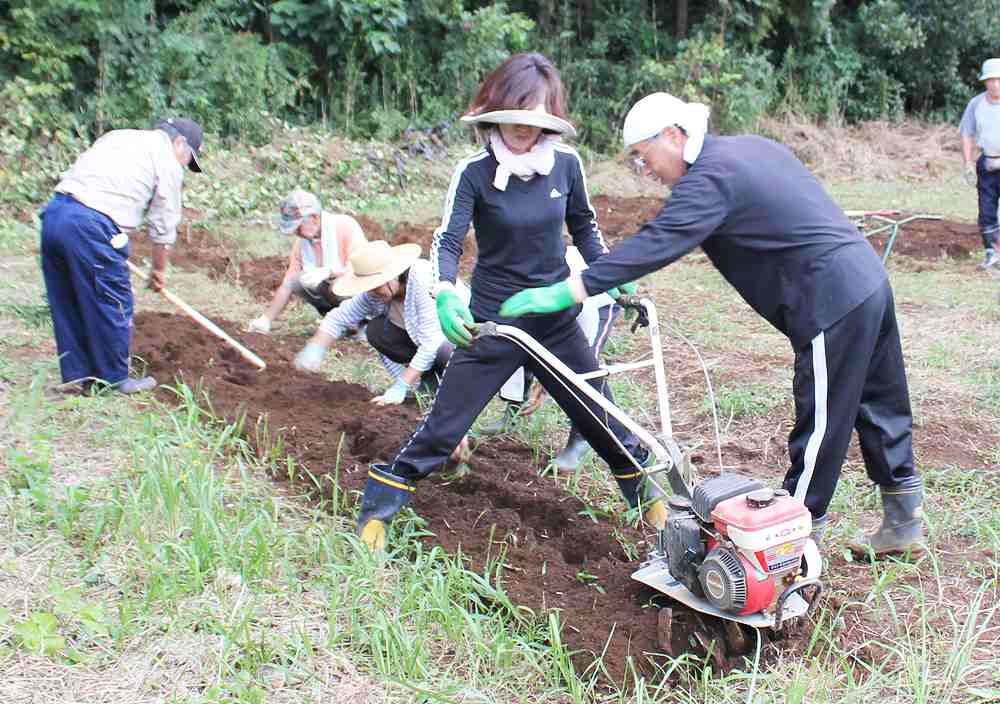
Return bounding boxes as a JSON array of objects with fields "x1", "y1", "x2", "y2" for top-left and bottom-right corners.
[{"x1": 737, "y1": 551, "x2": 775, "y2": 615}]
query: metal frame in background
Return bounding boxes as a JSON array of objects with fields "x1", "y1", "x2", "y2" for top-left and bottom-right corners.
[{"x1": 845, "y1": 209, "x2": 942, "y2": 264}]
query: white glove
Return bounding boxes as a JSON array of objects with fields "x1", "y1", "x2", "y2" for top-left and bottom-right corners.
[
  {"x1": 964, "y1": 161, "x2": 977, "y2": 187},
  {"x1": 299, "y1": 267, "x2": 332, "y2": 291},
  {"x1": 294, "y1": 342, "x2": 327, "y2": 373},
  {"x1": 372, "y1": 377, "x2": 411, "y2": 405},
  {"x1": 248, "y1": 315, "x2": 271, "y2": 334}
]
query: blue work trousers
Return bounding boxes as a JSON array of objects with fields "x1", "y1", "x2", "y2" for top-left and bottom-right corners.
[
  {"x1": 40, "y1": 194, "x2": 133, "y2": 385},
  {"x1": 977, "y1": 155, "x2": 1000, "y2": 249}
]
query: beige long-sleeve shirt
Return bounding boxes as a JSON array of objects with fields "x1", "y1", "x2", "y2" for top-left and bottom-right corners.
[{"x1": 55, "y1": 129, "x2": 185, "y2": 245}]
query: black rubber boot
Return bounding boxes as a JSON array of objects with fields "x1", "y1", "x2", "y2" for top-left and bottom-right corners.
[
  {"x1": 551, "y1": 426, "x2": 590, "y2": 471},
  {"x1": 478, "y1": 401, "x2": 521, "y2": 437},
  {"x1": 357, "y1": 464, "x2": 415, "y2": 550},
  {"x1": 848, "y1": 475, "x2": 926, "y2": 558}
]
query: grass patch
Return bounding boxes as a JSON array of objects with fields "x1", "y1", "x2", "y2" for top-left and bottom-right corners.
[{"x1": 702, "y1": 380, "x2": 787, "y2": 420}]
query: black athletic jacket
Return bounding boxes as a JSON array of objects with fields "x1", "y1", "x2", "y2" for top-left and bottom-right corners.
[
  {"x1": 432, "y1": 143, "x2": 608, "y2": 320},
  {"x1": 580, "y1": 135, "x2": 887, "y2": 349}
]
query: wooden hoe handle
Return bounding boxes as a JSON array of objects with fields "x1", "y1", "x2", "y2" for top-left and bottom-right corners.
[{"x1": 126, "y1": 260, "x2": 267, "y2": 371}]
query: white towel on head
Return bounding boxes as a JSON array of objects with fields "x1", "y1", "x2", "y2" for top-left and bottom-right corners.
[
  {"x1": 677, "y1": 101, "x2": 710, "y2": 163},
  {"x1": 489, "y1": 130, "x2": 559, "y2": 191},
  {"x1": 622, "y1": 92, "x2": 711, "y2": 162}
]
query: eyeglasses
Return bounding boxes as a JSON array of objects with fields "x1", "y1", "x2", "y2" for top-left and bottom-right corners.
[{"x1": 631, "y1": 155, "x2": 646, "y2": 173}]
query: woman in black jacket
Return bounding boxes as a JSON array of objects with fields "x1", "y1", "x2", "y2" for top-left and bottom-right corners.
[{"x1": 357, "y1": 53, "x2": 660, "y2": 550}]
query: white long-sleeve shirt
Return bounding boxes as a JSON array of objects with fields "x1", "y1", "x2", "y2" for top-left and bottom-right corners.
[
  {"x1": 55, "y1": 129, "x2": 185, "y2": 245},
  {"x1": 319, "y1": 258, "x2": 470, "y2": 374}
]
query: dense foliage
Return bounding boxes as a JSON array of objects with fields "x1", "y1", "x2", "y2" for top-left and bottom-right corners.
[{"x1": 1, "y1": 0, "x2": 997, "y2": 151}]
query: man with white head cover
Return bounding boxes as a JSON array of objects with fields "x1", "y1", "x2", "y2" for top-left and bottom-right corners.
[
  {"x1": 959, "y1": 57, "x2": 1000, "y2": 269},
  {"x1": 501, "y1": 92, "x2": 925, "y2": 559}
]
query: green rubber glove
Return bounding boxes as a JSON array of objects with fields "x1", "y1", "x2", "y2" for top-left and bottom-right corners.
[
  {"x1": 437, "y1": 289, "x2": 475, "y2": 347},
  {"x1": 608, "y1": 280, "x2": 639, "y2": 300},
  {"x1": 499, "y1": 280, "x2": 577, "y2": 317}
]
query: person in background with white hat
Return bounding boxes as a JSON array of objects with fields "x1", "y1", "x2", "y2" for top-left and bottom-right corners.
[
  {"x1": 247, "y1": 190, "x2": 367, "y2": 333},
  {"x1": 960, "y1": 58, "x2": 1000, "y2": 269},
  {"x1": 502, "y1": 91, "x2": 926, "y2": 560},
  {"x1": 293, "y1": 239, "x2": 469, "y2": 403},
  {"x1": 355, "y1": 53, "x2": 659, "y2": 551},
  {"x1": 40, "y1": 116, "x2": 205, "y2": 394}
]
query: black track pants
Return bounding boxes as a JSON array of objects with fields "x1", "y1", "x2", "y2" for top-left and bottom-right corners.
[
  {"x1": 782, "y1": 280, "x2": 916, "y2": 518},
  {"x1": 388, "y1": 307, "x2": 646, "y2": 488}
]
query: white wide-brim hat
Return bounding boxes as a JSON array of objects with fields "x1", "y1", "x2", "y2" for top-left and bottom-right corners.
[
  {"x1": 460, "y1": 103, "x2": 577, "y2": 138},
  {"x1": 332, "y1": 240, "x2": 422, "y2": 298},
  {"x1": 980, "y1": 58, "x2": 1000, "y2": 81}
]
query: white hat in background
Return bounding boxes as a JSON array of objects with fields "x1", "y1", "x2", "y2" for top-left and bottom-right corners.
[
  {"x1": 622, "y1": 92, "x2": 711, "y2": 163},
  {"x1": 980, "y1": 58, "x2": 1000, "y2": 81},
  {"x1": 276, "y1": 190, "x2": 322, "y2": 235}
]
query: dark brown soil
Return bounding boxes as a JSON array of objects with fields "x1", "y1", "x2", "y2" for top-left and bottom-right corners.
[
  {"x1": 591, "y1": 195, "x2": 663, "y2": 246},
  {"x1": 862, "y1": 214, "x2": 981, "y2": 262},
  {"x1": 129, "y1": 226, "x2": 236, "y2": 278},
  {"x1": 132, "y1": 311, "x2": 664, "y2": 682},
  {"x1": 129, "y1": 195, "x2": 997, "y2": 686}
]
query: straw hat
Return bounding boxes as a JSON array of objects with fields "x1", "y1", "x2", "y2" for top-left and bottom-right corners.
[
  {"x1": 461, "y1": 102, "x2": 577, "y2": 138},
  {"x1": 332, "y1": 240, "x2": 422, "y2": 297}
]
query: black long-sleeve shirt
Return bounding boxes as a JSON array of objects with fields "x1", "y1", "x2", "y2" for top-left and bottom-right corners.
[
  {"x1": 580, "y1": 135, "x2": 887, "y2": 349},
  {"x1": 432, "y1": 143, "x2": 608, "y2": 320}
]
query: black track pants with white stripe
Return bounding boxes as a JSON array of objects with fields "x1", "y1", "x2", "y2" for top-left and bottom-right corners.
[
  {"x1": 782, "y1": 280, "x2": 916, "y2": 519},
  {"x1": 388, "y1": 307, "x2": 645, "y2": 490}
]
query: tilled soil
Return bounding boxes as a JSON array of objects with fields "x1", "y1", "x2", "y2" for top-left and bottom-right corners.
[
  {"x1": 130, "y1": 196, "x2": 996, "y2": 684},
  {"x1": 133, "y1": 311, "x2": 665, "y2": 681},
  {"x1": 862, "y1": 214, "x2": 981, "y2": 262}
]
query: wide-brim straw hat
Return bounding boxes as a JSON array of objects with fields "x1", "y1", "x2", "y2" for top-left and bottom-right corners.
[
  {"x1": 460, "y1": 103, "x2": 577, "y2": 138},
  {"x1": 332, "y1": 240, "x2": 422, "y2": 297}
]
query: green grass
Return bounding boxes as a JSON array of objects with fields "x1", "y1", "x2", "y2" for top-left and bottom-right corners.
[{"x1": 701, "y1": 381, "x2": 787, "y2": 421}]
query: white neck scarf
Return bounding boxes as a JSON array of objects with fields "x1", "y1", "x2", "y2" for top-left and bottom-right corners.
[{"x1": 489, "y1": 130, "x2": 558, "y2": 191}]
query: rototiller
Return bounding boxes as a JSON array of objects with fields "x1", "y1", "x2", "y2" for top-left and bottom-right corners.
[{"x1": 476, "y1": 296, "x2": 823, "y2": 663}]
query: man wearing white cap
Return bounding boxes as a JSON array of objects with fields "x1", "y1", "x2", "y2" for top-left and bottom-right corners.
[
  {"x1": 248, "y1": 190, "x2": 367, "y2": 333},
  {"x1": 502, "y1": 92, "x2": 926, "y2": 559},
  {"x1": 960, "y1": 58, "x2": 1000, "y2": 269}
]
